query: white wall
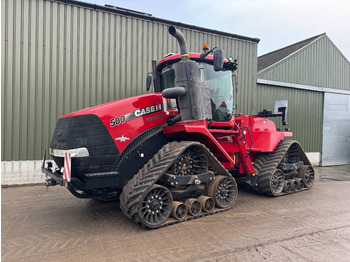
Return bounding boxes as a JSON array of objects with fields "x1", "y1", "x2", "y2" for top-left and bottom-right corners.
[
  {"x1": 1, "y1": 161, "x2": 46, "y2": 186},
  {"x1": 305, "y1": 152, "x2": 321, "y2": 166}
]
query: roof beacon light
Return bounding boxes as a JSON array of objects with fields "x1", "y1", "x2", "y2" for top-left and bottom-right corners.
[{"x1": 203, "y1": 43, "x2": 209, "y2": 52}]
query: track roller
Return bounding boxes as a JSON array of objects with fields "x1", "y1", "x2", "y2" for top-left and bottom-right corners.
[
  {"x1": 294, "y1": 178, "x2": 304, "y2": 190},
  {"x1": 185, "y1": 198, "x2": 202, "y2": 216},
  {"x1": 283, "y1": 180, "x2": 292, "y2": 193},
  {"x1": 298, "y1": 165, "x2": 314, "y2": 189},
  {"x1": 290, "y1": 179, "x2": 298, "y2": 192},
  {"x1": 171, "y1": 201, "x2": 187, "y2": 220},
  {"x1": 198, "y1": 196, "x2": 215, "y2": 213},
  {"x1": 208, "y1": 175, "x2": 238, "y2": 208}
]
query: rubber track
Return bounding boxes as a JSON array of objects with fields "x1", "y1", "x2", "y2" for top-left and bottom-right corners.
[
  {"x1": 119, "y1": 141, "x2": 236, "y2": 229},
  {"x1": 253, "y1": 140, "x2": 312, "y2": 196}
]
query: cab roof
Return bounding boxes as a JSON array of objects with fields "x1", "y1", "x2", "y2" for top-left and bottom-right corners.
[{"x1": 157, "y1": 52, "x2": 232, "y2": 72}]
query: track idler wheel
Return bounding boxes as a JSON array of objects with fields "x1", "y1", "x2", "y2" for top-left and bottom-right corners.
[
  {"x1": 208, "y1": 175, "x2": 238, "y2": 208},
  {"x1": 185, "y1": 198, "x2": 202, "y2": 216},
  {"x1": 269, "y1": 169, "x2": 285, "y2": 196},
  {"x1": 298, "y1": 165, "x2": 315, "y2": 189},
  {"x1": 198, "y1": 196, "x2": 215, "y2": 213},
  {"x1": 139, "y1": 184, "x2": 173, "y2": 228},
  {"x1": 171, "y1": 201, "x2": 187, "y2": 220}
]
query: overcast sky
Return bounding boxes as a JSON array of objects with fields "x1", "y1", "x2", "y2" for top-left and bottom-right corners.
[{"x1": 85, "y1": 0, "x2": 350, "y2": 60}]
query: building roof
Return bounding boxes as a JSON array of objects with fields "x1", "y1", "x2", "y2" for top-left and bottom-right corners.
[
  {"x1": 258, "y1": 34, "x2": 325, "y2": 72},
  {"x1": 55, "y1": 0, "x2": 260, "y2": 43}
]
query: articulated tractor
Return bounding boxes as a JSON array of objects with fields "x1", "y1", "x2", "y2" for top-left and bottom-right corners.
[{"x1": 43, "y1": 26, "x2": 314, "y2": 229}]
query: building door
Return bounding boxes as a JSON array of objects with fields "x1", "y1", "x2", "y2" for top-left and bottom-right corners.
[{"x1": 321, "y1": 93, "x2": 350, "y2": 166}]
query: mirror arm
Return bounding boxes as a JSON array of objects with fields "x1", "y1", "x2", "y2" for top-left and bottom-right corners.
[
  {"x1": 146, "y1": 73, "x2": 152, "y2": 91},
  {"x1": 256, "y1": 107, "x2": 288, "y2": 126},
  {"x1": 278, "y1": 107, "x2": 287, "y2": 126},
  {"x1": 200, "y1": 47, "x2": 217, "y2": 59}
]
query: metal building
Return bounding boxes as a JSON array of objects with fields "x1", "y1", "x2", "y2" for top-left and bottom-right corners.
[
  {"x1": 1, "y1": 0, "x2": 259, "y2": 185},
  {"x1": 1, "y1": 0, "x2": 259, "y2": 163},
  {"x1": 257, "y1": 34, "x2": 350, "y2": 166}
]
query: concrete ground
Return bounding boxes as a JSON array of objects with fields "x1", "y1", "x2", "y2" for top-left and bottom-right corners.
[{"x1": 2, "y1": 166, "x2": 350, "y2": 262}]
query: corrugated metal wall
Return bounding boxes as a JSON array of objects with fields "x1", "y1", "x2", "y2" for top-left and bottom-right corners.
[
  {"x1": 258, "y1": 36, "x2": 350, "y2": 90},
  {"x1": 1, "y1": 0, "x2": 258, "y2": 161},
  {"x1": 257, "y1": 84, "x2": 323, "y2": 152}
]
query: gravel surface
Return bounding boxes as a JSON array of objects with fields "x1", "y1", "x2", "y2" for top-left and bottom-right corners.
[{"x1": 2, "y1": 165, "x2": 350, "y2": 262}]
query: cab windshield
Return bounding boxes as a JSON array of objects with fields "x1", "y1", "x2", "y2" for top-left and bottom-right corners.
[{"x1": 161, "y1": 62, "x2": 233, "y2": 121}]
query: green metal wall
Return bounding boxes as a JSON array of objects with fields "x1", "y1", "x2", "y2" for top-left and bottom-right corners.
[
  {"x1": 1, "y1": 0, "x2": 258, "y2": 161},
  {"x1": 257, "y1": 84, "x2": 323, "y2": 152},
  {"x1": 259, "y1": 35, "x2": 350, "y2": 91}
]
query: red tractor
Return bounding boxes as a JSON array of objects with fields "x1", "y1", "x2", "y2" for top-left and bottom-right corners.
[{"x1": 42, "y1": 26, "x2": 314, "y2": 229}]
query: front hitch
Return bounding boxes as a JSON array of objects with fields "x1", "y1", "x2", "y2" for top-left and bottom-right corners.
[{"x1": 42, "y1": 150, "x2": 65, "y2": 187}]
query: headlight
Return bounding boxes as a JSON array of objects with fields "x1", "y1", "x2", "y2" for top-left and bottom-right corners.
[{"x1": 49, "y1": 148, "x2": 90, "y2": 158}]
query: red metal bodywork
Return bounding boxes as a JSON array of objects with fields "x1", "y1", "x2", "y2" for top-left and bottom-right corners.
[
  {"x1": 62, "y1": 93, "x2": 178, "y2": 153},
  {"x1": 60, "y1": 52, "x2": 292, "y2": 176},
  {"x1": 163, "y1": 116, "x2": 292, "y2": 174}
]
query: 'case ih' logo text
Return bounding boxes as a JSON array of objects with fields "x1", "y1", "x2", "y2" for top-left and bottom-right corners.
[
  {"x1": 134, "y1": 104, "x2": 162, "y2": 117},
  {"x1": 110, "y1": 103, "x2": 163, "y2": 127}
]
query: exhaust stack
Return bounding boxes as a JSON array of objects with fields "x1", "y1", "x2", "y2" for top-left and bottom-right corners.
[
  {"x1": 168, "y1": 26, "x2": 188, "y2": 60},
  {"x1": 164, "y1": 26, "x2": 212, "y2": 121}
]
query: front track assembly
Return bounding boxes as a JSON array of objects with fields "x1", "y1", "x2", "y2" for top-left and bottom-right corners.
[
  {"x1": 252, "y1": 140, "x2": 315, "y2": 196},
  {"x1": 119, "y1": 141, "x2": 238, "y2": 229}
]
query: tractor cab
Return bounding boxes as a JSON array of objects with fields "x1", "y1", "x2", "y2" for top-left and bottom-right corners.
[
  {"x1": 156, "y1": 53, "x2": 237, "y2": 122},
  {"x1": 146, "y1": 27, "x2": 239, "y2": 123}
]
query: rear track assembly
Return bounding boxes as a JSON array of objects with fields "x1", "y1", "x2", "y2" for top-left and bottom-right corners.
[{"x1": 252, "y1": 140, "x2": 314, "y2": 196}]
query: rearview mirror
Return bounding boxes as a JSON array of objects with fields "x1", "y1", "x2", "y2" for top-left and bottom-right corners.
[
  {"x1": 146, "y1": 74, "x2": 152, "y2": 91},
  {"x1": 162, "y1": 86, "x2": 187, "y2": 98},
  {"x1": 213, "y1": 49, "x2": 224, "y2": 71}
]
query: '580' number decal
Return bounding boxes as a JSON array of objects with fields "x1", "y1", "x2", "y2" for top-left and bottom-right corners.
[{"x1": 110, "y1": 116, "x2": 125, "y2": 127}]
